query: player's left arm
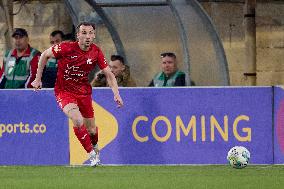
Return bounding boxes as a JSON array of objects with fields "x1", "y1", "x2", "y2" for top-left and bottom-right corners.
[{"x1": 103, "y1": 66, "x2": 123, "y2": 108}]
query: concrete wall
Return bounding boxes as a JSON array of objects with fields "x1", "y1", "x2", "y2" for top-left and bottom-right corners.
[
  {"x1": 3, "y1": 0, "x2": 73, "y2": 53},
  {"x1": 0, "y1": 1, "x2": 8, "y2": 68},
  {"x1": 0, "y1": 0, "x2": 283, "y2": 86},
  {"x1": 256, "y1": 2, "x2": 284, "y2": 85},
  {"x1": 201, "y1": 2, "x2": 246, "y2": 86},
  {"x1": 201, "y1": 0, "x2": 284, "y2": 86}
]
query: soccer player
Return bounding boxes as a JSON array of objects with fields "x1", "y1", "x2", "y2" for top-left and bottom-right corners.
[{"x1": 31, "y1": 22, "x2": 123, "y2": 166}]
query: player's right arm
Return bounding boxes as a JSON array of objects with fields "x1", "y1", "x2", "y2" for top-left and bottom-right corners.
[{"x1": 31, "y1": 47, "x2": 55, "y2": 90}]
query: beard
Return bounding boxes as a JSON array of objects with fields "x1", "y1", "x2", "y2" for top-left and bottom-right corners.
[{"x1": 85, "y1": 41, "x2": 91, "y2": 46}]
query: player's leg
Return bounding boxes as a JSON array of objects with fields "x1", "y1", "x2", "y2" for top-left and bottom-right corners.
[
  {"x1": 78, "y1": 94, "x2": 100, "y2": 166},
  {"x1": 63, "y1": 103, "x2": 94, "y2": 154},
  {"x1": 84, "y1": 118, "x2": 100, "y2": 165},
  {"x1": 84, "y1": 118, "x2": 98, "y2": 147}
]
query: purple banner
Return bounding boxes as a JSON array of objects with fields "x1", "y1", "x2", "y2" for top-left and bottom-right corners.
[
  {"x1": 93, "y1": 87, "x2": 273, "y2": 164},
  {"x1": 274, "y1": 86, "x2": 284, "y2": 164},
  {"x1": 0, "y1": 87, "x2": 274, "y2": 165},
  {"x1": 0, "y1": 90, "x2": 69, "y2": 165}
]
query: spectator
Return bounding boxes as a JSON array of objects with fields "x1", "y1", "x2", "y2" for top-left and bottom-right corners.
[
  {"x1": 42, "y1": 30, "x2": 64, "y2": 88},
  {"x1": 149, "y1": 52, "x2": 186, "y2": 87},
  {"x1": 49, "y1": 30, "x2": 64, "y2": 45},
  {"x1": 0, "y1": 28, "x2": 41, "y2": 89},
  {"x1": 91, "y1": 55, "x2": 136, "y2": 87}
]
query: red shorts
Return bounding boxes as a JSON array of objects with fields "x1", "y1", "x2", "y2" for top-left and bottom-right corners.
[{"x1": 55, "y1": 91, "x2": 94, "y2": 118}]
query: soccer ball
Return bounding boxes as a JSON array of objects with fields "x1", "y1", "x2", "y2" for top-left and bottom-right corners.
[{"x1": 227, "y1": 146, "x2": 250, "y2": 169}]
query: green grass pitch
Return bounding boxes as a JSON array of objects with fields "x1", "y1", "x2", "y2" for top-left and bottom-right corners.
[{"x1": 1, "y1": 165, "x2": 284, "y2": 189}]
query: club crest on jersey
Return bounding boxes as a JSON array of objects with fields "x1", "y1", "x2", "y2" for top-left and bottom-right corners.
[{"x1": 86, "y1": 58, "x2": 92, "y2": 65}]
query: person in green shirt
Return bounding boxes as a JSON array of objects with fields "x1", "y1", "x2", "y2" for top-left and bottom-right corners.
[
  {"x1": 149, "y1": 52, "x2": 186, "y2": 87},
  {"x1": 0, "y1": 28, "x2": 41, "y2": 89}
]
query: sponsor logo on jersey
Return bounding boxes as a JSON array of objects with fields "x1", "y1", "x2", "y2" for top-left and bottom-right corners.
[{"x1": 64, "y1": 64, "x2": 84, "y2": 82}]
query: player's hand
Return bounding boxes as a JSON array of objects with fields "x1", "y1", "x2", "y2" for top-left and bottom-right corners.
[
  {"x1": 114, "y1": 93, "x2": 123, "y2": 108},
  {"x1": 31, "y1": 79, "x2": 42, "y2": 91}
]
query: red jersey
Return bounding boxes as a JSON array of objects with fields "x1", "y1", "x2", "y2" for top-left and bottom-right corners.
[{"x1": 52, "y1": 42, "x2": 108, "y2": 95}]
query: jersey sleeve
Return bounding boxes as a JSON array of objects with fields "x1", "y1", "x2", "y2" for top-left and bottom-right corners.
[
  {"x1": 51, "y1": 42, "x2": 69, "y2": 59},
  {"x1": 97, "y1": 48, "x2": 108, "y2": 70}
]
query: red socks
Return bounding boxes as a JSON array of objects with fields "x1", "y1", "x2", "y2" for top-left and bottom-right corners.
[
  {"x1": 73, "y1": 125, "x2": 99, "y2": 152},
  {"x1": 73, "y1": 125, "x2": 93, "y2": 153},
  {"x1": 90, "y1": 127, "x2": 99, "y2": 146}
]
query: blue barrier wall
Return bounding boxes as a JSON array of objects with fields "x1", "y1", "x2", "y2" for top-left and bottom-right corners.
[
  {"x1": 274, "y1": 86, "x2": 284, "y2": 164},
  {"x1": 98, "y1": 87, "x2": 273, "y2": 164},
  {"x1": 0, "y1": 90, "x2": 69, "y2": 165},
  {"x1": 0, "y1": 87, "x2": 277, "y2": 165}
]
